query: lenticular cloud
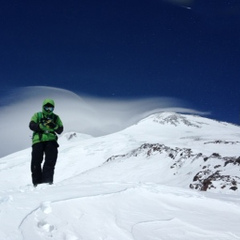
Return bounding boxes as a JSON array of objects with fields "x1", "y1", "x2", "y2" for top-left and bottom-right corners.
[{"x1": 0, "y1": 86, "x2": 208, "y2": 157}]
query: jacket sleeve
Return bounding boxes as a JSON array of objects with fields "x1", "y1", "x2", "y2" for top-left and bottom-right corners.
[
  {"x1": 55, "y1": 125, "x2": 63, "y2": 134},
  {"x1": 29, "y1": 121, "x2": 41, "y2": 132},
  {"x1": 29, "y1": 113, "x2": 41, "y2": 132},
  {"x1": 55, "y1": 115, "x2": 64, "y2": 134}
]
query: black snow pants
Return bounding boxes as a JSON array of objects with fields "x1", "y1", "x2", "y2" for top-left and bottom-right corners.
[{"x1": 31, "y1": 141, "x2": 59, "y2": 186}]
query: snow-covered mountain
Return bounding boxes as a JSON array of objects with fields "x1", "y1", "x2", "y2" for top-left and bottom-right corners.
[{"x1": 0, "y1": 112, "x2": 240, "y2": 240}]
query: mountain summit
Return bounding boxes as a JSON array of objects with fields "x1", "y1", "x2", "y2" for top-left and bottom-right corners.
[{"x1": 77, "y1": 112, "x2": 240, "y2": 192}]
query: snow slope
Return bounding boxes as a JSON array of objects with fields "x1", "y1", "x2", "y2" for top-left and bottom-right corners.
[{"x1": 0, "y1": 112, "x2": 240, "y2": 240}]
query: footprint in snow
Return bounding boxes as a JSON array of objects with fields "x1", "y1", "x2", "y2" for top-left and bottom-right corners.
[
  {"x1": 40, "y1": 201, "x2": 52, "y2": 214},
  {"x1": 0, "y1": 195, "x2": 13, "y2": 204},
  {"x1": 36, "y1": 201, "x2": 54, "y2": 234},
  {"x1": 37, "y1": 220, "x2": 54, "y2": 232}
]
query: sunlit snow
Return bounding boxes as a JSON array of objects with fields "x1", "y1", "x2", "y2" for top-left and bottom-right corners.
[{"x1": 0, "y1": 109, "x2": 240, "y2": 240}]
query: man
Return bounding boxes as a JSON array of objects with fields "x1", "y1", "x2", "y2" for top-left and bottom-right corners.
[{"x1": 29, "y1": 99, "x2": 63, "y2": 187}]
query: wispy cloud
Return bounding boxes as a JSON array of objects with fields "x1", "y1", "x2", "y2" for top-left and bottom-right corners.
[
  {"x1": 162, "y1": 0, "x2": 194, "y2": 8},
  {"x1": 0, "y1": 86, "x2": 208, "y2": 157}
]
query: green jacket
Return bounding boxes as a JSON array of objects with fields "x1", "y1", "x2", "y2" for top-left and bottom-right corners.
[{"x1": 29, "y1": 99, "x2": 64, "y2": 145}]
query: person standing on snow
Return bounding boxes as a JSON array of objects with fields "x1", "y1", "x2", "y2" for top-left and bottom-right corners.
[{"x1": 29, "y1": 99, "x2": 63, "y2": 187}]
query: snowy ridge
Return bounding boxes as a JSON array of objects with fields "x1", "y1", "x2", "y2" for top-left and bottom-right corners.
[
  {"x1": 106, "y1": 143, "x2": 240, "y2": 191},
  {"x1": 146, "y1": 112, "x2": 204, "y2": 127},
  {"x1": 138, "y1": 112, "x2": 235, "y2": 130},
  {"x1": 0, "y1": 112, "x2": 240, "y2": 239}
]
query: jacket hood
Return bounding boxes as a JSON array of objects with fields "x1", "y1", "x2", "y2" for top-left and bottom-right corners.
[
  {"x1": 42, "y1": 99, "x2": 55, "y2": 107},
  {"x1": 42, "y1": 99, "x2": 55, "y2": 116}
]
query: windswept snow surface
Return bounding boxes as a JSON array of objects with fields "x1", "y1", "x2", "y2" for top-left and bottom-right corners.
[{"x1": 0, "y1": 112, "x2": 240, "y2": 240}]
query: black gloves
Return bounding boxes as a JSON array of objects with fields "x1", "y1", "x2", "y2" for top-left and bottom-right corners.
[
  {"x1": 45, "y1": 119, "x2": 56, "y2": 129},
  {"x1": 39, "y1": 118, "x2": 58, "y2": 132}
]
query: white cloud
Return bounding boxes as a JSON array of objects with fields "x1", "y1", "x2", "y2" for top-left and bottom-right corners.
[{"x1": 0, "y1": 86, "x2": 208, "y2": 157}]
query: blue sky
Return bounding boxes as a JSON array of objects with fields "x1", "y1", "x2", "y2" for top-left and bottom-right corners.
[{"x1": 1, "y1": 0, "x2": 240, "y2": 124}]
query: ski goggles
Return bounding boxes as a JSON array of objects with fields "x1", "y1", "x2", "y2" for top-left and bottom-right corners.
[{"x1": 44, "y1": 106, "x2": 54, "y2": 112}]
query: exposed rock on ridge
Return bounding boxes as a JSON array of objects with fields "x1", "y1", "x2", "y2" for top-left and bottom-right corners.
[{"x1": 106, "y1": 143, "x2": 240, "y2": 192}]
